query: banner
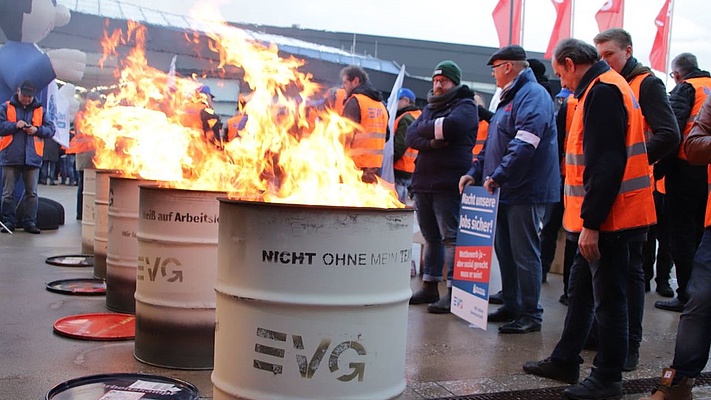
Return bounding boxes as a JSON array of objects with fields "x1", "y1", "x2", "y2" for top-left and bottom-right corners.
[
  {"x1": 47, "y1": 80, "x2": 70, "y2": 148},
  {"x1": 545, "y1": 0, "x2": 573, "y2": 59},
  {"x1": 381, "y1": 64, "x2": 406, "y2": 184},
  {"x1": 451, "y1": 185, "x2": 500, "y2": 329},
  {"x1": 595, "y1": 0, "x2": 624, "y2": 32},
  {"x1": 649, "y1": 0, "x2": 673, "y2": 73},
  {"x1": 492, "y1": 0, "x2": 524, "y2": 47}
]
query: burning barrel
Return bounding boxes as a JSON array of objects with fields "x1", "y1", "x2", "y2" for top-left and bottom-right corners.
[
  {"x1": 106, "y1": 176, "x2": 152, "y2": 314},
  {"x1": 80, "y1": 168, "x2": 96, "y2": 254},
  {"x1": 212, "y1": 200, "x2": 415, "y2": 400},
  {"x1": 134, "y1": 186, "x2": 222, "y2": 369},
  {"x1": 93, "y1": 170, "x2": 114, "y2": 279}
]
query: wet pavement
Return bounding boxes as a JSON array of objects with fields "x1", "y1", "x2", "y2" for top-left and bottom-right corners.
[{"x1": 1, "y1": 183, "x2": 710, "y2": 399}]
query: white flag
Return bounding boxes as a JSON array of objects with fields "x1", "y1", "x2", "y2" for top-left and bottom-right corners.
[{"x1": 381, "y1": 64, "x2": 406, "y2": 183}]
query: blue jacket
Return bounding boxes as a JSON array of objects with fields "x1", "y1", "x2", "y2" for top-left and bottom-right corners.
[
  {"x1": 406, "y1": 85, "x2": 477, "y2": 195},
  {"x1": 468, "y1": 68, "x2": 560, "y2": 204},
  {"x1": 0, "y1": 94, "x2": 55, "y2": 167}
]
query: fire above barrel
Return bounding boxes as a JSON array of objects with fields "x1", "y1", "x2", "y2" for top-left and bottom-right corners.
[{"x1": 212, "y1": 199, "x2": 415, "y2": 400}]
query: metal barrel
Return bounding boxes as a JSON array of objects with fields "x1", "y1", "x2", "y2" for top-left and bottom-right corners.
[
  {"x1": 212, "y1": 200, "x2": 415, "y2": 400},
  {"x1": 134, "y1": 186, "x2": 222, "y2": 370},
  {"x1": 80, "y1": 168, "x2": 96, "y2": 254},
  {"x1": 106, "y1": 176, "x2": 152, "y2": 314},
  {"x1": 93, "y1": 170, "x2": 114, "y2": 279}
]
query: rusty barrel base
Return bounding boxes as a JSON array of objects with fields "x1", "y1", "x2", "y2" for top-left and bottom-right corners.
[
  {"x1": 134, "y1": 316, "x2": 215, "y2": 370},
  {"x1": 93, "y1": 254, "x2": 107, "y2": 280},
  {"x1": 105, "y1": 274, "x2": 136, "y2": 314}
]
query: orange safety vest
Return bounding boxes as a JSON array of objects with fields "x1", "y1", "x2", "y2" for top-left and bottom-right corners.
[
  {"x1": 226, "y1": 113, "x2": 247, "y2": 141},
  {"x1": 331, "y1": 88, "x2": 347, "y2": 115},
  {"x1": 705, "y1": 165, "x2": 711, "y2": 227},
  {"x1": 559, "y1": 95, "x2": 577, "y2": 176},
  {"x1": 472, "y1": 119, "x2": 489, "y2": 160},
  {"x1": 628, "y1": 73, "x2": 660, "y2": 195},
  {"x1": 1, "y1": 101, "x2": 44, "y2": 156},
  {"x1": 393, "y1": 109, "x2": 422, "y2": 173},
  {"x1": 678, "y1": 77, "x2": 711, "y2": 160},
  {"x1": 66, "y1": 131, "x2": 94, "y2": 155},
  {"x1": 348, "y1": 94, "x2": 388, "y2": 169},
  {"x1": 563, "y1": 70, "x2": 656, "y2": 233}
]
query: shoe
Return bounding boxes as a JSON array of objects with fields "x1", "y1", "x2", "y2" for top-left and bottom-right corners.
[
  {"x1": 656, "y1": 281, "x2": 674, "y2": 298},
  {"x1": 640, "y1": 369, "x2": 694, "y2": 400},
  {"x1": 523, "y1": 357, "x2": 580, "y2": 384},
  {"x1": 409, "y1": 281, "x2": 439, "y2": 305},
  {"x1": 559, "y1": 294, "x2": 569, "y2": 306},
  {"x1": 542, "y1": 272, "x2": 548, "y2": 283},
  {"x1": 487, "y1": 307, "x2": 517, "y2": 322},
  {"x1": 622, "y1": 348, "x2": 639, "y2": 372},
  {"x1": 488, "y1": 290, "x2": 504, "y2": 305},
  {"x1": 23, "y1": 224, "x2": 41, "y2": 234},
  {"x1": 655, "y1": 298, "x2": 685, "y2": 313},
  {"x1": 49, "y1": 181, "x2": 57, "y2": 186},
  {"x1": 563, "y1": 376, "x2": 623, "y2": 399},
  {"x1": 427, "y1": 289, "x2": 451, "y2": 314},
  {"x1": 71, "y1": 181, "x2": 78, "y2": 186},
  {"x1": 1, "y1": 223, "x2": 15, "y2": 233},
  {"x1": 499, "y1": 316, "x2": 541, "y2": 334}
]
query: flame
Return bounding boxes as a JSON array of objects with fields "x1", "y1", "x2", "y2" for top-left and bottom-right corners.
[{"x1": 76, "y1": 10, "x2": 403, "y2": 209}]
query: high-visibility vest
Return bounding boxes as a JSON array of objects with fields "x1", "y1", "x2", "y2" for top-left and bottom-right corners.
[
  {"x1": 348, "y1": 94, "x2": 388, "y2": 169},
  {"x1": 563, "y1": 70, "x2": 656, "y2": 233},
  {"x1": 628, "y1": 73, "x2": 658, "y2": 194},
  {"x1": 393, "y1": 109, "x2": 422, "y2": 173},
  {"x1": 559, "y1": 95, "x2": 577, "y2": 176},
  {"x1": 226, "y1": 113, "x2": 247, "y2": 141},
  {"x1": 705, "y1": 165, "x2": 711, "y2": 227},
  {"x1": 678, "y1": 77, "x2": 711, "y2": 160},
  {"x1": 331, "y1": 88, "x2": 347, "y2": 115},
  {"x1": 472, "y1": 120, "x2": 488, "y2": 160},
  {"x1": 1, "y1": 101, "x2": 44, "y2": 156},
  {"x1": 66, "y1": 131, "x2": 94, "y2": 155}
]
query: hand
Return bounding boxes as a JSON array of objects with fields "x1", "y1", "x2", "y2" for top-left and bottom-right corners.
[
  {"x1": 361, "y1": 168, "x2": 378, "y2": 184},
  {"x1": 16, "y1": 120, "x2": 28, "y2": 129},
  {"x1": 24, "y1": 126, "x2": 37, "y2": 135},
  {"x1": 429, "y1": 139, "x2": 448, "y2": 149},
  {"x1": 483, "y1": 176, "x2": 498, "y2": 194},
  {"x1": 459, "y1": 175, "x2": 474, "y2": 194},
  {"x1": 578, "y1": 227, "x2": 600, "y2": 262}
]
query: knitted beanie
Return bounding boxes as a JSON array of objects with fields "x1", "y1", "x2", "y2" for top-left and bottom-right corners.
[{"x1": 432, "y1": 60, "x2": 462, "y2": 86}]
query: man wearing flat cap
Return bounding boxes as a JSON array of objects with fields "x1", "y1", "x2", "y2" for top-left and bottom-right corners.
[
  {"x1": 406, "y1": 60, "x2": 478, "y2": 314},
  {"x1": 0, "y1": 79, "x2": 56, "y2": 234},
  {"x1": 460, "y1": 45, "x2": 560, "y2": 334}
]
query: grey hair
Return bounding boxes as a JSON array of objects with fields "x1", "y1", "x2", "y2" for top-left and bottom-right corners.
[
  {"x1": 553, "y1": 38, "x2": 600, "y2": 66},
  {"x1": 672, "y1": 53, "x2": 698, "y2": 77}
]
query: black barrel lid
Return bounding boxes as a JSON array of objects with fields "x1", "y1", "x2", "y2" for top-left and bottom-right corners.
[
  {"x1": 46, "y1": 372, "x2": 199, "y2": 399},
  {"x1": 46, "y1": 279, "x2": 106, "y2": 296},
  {"x1": 46, "y1": 255, "x2": 95, "y2": 267}
]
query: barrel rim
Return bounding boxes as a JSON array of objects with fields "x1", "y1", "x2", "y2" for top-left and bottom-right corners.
[
  {"x1": 139, "y1": 184, "x2": 227, "y2": 195},
  {"x1": 217, "y1": 197, "x2": 415, "y2": 212}
]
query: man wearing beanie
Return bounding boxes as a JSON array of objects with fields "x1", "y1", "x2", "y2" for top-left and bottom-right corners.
[
  {"x1": 406, "y1": 60, "x2": 478, "y2": 314},
  {"x1": 460, "y1": 45, "x2": 560, "y2": 334},
  {"x1": 340, "y1": 65, "x2": 389, "y2": 183}
]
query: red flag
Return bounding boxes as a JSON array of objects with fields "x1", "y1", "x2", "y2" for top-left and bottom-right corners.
[
  {"x1": 595, "y1": 0, "x2": 625, "y2": 32},
  {"x1": 545, "y1": 0, "x2": 573, "y2": 59},
  {"x1": 649, "y1": 0, "x2": 673, "y2": 72},
  {"x1": 492, "y1": 0, "x2": 524, "y2": 47}
]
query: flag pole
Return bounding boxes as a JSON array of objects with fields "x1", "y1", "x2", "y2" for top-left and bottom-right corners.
[
  {"x1": 571, "y1": 0, "x2": 576, "y2": 38},
  {"x1": 508, "y1": 0, "x2": 514, "y2": 45},
  {"x1": 520, "y1": 0, "x2": 526, "y2": 46},
  {"x1": 664, "y1": 0, "x2": 675, "y2": 87}
]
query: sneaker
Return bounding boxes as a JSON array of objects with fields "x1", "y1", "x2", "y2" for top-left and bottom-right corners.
[
  {"x1": 523, "y1": 357, "x2": 580, "y2": 384},
  {"x1": 563, "y1": 376, "x2": 622, "y2": 399},
  {"x1": 23, "y1": 224, "x2": 41, "y2": 234},
  {"x1": 49, "y1": 181, "x2": 57, "y2": 186}
]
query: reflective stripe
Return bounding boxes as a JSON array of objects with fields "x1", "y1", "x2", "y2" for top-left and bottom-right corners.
[
  {"x1": 434, "y1": 117, "x2": 444, "y2": 140},
  {"x1": 566, "y1": 153, "x2": 585, "y2": 166},
  {"x1": 356, "y1": 132, "x2": 386, "y2": 140},
  {"x1": 565, "y1": 174, "x2": 651, "y2": 197},
  {"x1": 566, "y1": 142, "x2": 646, "y2": 166},
  {"x1": 515, "y1": 130, "x2": 540, "y2": 148}
]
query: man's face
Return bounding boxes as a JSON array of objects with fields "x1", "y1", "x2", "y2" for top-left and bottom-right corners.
[
  {"x1": 397, "y1": 97, "x2": 410, "y2": 110},
  {"x1": 490, "y1": 60, "x2": 512, "y2": 89},
  {"x1": 17, "y1": 91, "x2": 33, "y2": 107},
  {"x1": 342, "y1": 76, "x2": 359, "y2": 96},
  {"x1": 552, "y1": 58, "x2": 578, "y2": 92},
  {"x1": 596, "y1": 40, "x2": 630, "y2": 73},
  {"x1": 432, "y1": 75, "x2": 454, "y2": 96}
]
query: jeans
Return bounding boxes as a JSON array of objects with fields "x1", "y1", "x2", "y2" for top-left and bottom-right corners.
[
  {"x1": 1, "y1": 166, "x2": 40, "y2": 227},
  {"x1": 551, "y1": 235, "x2": 635, "y2": 382},
  {"x1": 59, "y1": 154, "x2": 76, "y2": 184},
  {"x1": 671, "y1": 228, "x2": 711, "y2": 379},
  {"x1": 414, "y1": 192, "x2": 461, "y2": 287},
  {"x1": 495, "y1": 203, "x2": 545, "y2": 323},
  {"x1": 40, "y1": 160, "x2": 58, "y2": 184},
  {"x1": 540, "y1": 199, "x2": 564, "y2": 275},
  {"x1": 394, "y1": 176, "x2": 411, "y2": 204}
]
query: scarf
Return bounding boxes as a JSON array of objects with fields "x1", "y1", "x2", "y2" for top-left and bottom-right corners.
[{"x1": 426, "y1": 85, "x2": 463, "y2": 111}]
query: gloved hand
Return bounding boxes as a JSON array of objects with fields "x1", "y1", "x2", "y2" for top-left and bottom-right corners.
[{"x1": 429, "y1": 139, "x2": 448, "y2": 149}]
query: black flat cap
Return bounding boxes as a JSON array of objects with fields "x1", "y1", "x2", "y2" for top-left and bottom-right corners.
[{"x1": 487, "y1": 45, "x2": 528, "y2": 65}]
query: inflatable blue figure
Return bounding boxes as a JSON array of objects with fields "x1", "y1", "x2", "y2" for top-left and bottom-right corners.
[{"x1": 0, "y1": 0, "x2": 85, "y2": 209}]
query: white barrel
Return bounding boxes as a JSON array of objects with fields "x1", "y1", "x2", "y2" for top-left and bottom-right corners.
[
  {"x1": 106, "y1": 176, "x2": 152, "y2": 314},
  {"x1": 80, "y1": 168, "x2": 97, "y2": 254},
  {"x1": 93, "y1": 170, "x2": 113, "y2": 279},
  {"x1": 212, "y1": 200, "x2": 415, "y2": 400},
  {"x1": 134, "y1": 186, "x2": 222, "y2": 369}
]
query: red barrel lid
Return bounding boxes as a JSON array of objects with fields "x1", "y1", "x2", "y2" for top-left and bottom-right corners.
[
  {"x1": 46, "y1": 279, "x2": 106, "y2": 296},
  {"x1": 46, "y1": 372, "x2": 199, "y2": 399},
  {"x1": 46, "y1": 255, "x2": 94, "y2": 268},
  {"x1": 53, "y1": 313, "x2": 135, "y2": 341}
]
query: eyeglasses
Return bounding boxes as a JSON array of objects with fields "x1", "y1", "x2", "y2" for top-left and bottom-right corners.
[
  {"x1": 491, "y1": 62, "x2": 509, "y2": 71},
  {"x1": 669, "y1": 71, "x2": 679, "y2": 78}
]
